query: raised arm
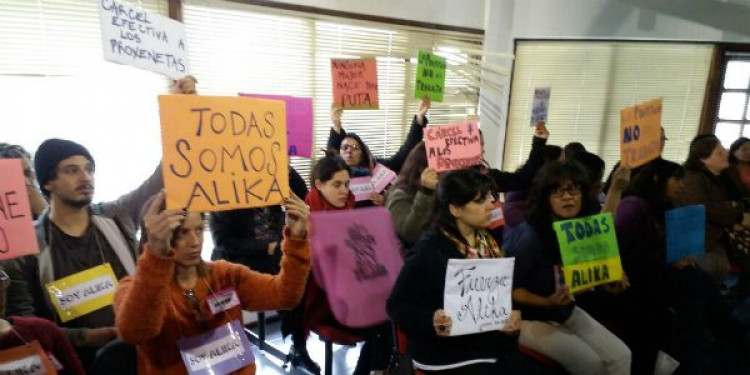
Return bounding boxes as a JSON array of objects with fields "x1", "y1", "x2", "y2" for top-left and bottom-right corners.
[
  {"x1": 379, "y1": 98, "x2": 430, "y2": 173},
  {"x1": 488, "y1": 122, "x2": 548, "y2": 192},
  {"x1": 234, "y1": 194, "x2": 311, "y2": 311}
]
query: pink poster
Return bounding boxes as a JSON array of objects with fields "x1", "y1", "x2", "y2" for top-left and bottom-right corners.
[
  {"x1": 331, "y1": 59, "x2": 379, "y2": 110},
  {"x1": 425, "y1": 120, "x2": 483, "y2": 172},
  {"x1": 310, "y1": 207, "x2": 403, "y2": 327},
  {"x1": 0, "y1": 159, "x2": 39, "y2": 260},
  {"x1": 239, "y1": 93, "x2": 313, "y2": 158}
]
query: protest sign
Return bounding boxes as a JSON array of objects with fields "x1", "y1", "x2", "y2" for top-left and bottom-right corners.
[
  {"x1": 159, "y1": 95, "x2": 289, "y2": 211},
  {"x1": 0, "y1": 341, "x2": 57, "y2": 375},
  {"x1": 310, "y1": 207, "x2": 403, "y2": 327},
  {"x1": 665, "y1": 205, "x2": 706, "y2": 264},
  {"x1": 620, "y1": 98, "x2": 662, "y2": 168},
  {"x1": 443, "y1": 258, "x2": 514, "y2": 336},
  {"x1": 178, "y1": 320, "x2": 254, "y2": 375},
  {"x1": 348, "y1": 164, "x2": 397, "y2": 202},
  {"x1": 425, "y1": 121, "x2": 483, "y2": 172},
  {"x1": 553, "y1": 213, "x2": 623, "y2": 294},
  {"x1": 239, "y1": 93, "x2": 313, "y2": 158},
  {"x1": 0, "y1": 159, "x2": 39, "y2": 261},
  {"x1": 530, "y1": 87, "x2": 550, "y2": 126},
  {"x1": 349, "y1": 177, "x2": 375, "y2": 202},
  {"x1": 415, "y1": 50, "x2": 446, "y2": 102},
  {"x1": 99, "y1": 0, "x2": 189, "y2": 79},
  {"x1": 331, "y1": 59, "x2": 379, "y2": 110},
  {"x1": 45, "y1": 263, "x2": 118, "y2": 323}
]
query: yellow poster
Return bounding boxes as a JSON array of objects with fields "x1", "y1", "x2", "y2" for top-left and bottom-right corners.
[
  {"x1": 620, "y1": 98, "x2": 662, "y2": 168},
  {"x1": 159, "y1": 95, "x2": 290, "y2": 211},
  {"x1": 45, "y1": 263, "x2": 118, "y2": 323}
]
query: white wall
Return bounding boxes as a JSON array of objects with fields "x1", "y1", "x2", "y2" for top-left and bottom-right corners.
[
  {"x1": 270, "y1": 0, "x2": 486, "y2": 31},
  {"x1": 481, "y1": 0, "x2": 750, "y2": 167}
]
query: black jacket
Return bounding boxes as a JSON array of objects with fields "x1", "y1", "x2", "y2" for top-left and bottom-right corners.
[
  {"x1": 387, "y1": 230, "x2": 520, "y2": 368},
  {"x1": 327, "y1": 115, "x2": 426, "y2": 174},
  {"x1": 209, "y1": 167, "x2": 309, "y2": 274}
]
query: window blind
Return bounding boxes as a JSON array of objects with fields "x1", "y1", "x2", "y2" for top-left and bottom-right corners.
[
  {"x1": 183, "y1": 0, "x2": 483, "y2": 184},
  {"x1": 503, "y1": 41, "x2": 713, "y2": 176},
  {"x1": 0, "y1": 0, "x2": 171, "y2": 203}
]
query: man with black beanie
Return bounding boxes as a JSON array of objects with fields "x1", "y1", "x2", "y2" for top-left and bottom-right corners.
[{"x1": 2, "y1": 138, "x2": 163, "y2": 369}]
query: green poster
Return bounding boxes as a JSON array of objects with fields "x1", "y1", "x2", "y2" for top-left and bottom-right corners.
[
  {"x1": 552, "y1": 213, "x2": 623, "y2": 293},
  {"x1": 415, "y1": 50, "x2": 446, "y2": 102}
]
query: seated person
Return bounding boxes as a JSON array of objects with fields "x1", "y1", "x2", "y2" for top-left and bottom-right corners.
[{"x1": 114, "y1": 191, "x2": 311, "y2": 374}]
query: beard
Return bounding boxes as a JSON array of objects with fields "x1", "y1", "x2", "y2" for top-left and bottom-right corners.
[{"x1": 61, "y1": 196, "x2": 92, "y2": 208}]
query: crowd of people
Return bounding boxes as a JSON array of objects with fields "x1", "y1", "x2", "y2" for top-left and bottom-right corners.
[{"x1": 1, "y1": 75, "x2": 750, "y2": 375}]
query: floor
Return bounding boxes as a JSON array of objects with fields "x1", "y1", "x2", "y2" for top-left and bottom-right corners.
[{"x1": 245, "y1": 314, "x2": 364, "y2": 375}]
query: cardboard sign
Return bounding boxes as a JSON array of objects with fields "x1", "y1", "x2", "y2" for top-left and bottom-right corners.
[
  {"x1": 620, "y1": 98, "x2": 662, "y2": 168},
  {"x1": 348, "y1": 164, "x2": 397, "y2": 202},
  {"x1": 239, "y1": 93, "x2": 313, "y2": 158},
  {"x1": 488, "y1": 201, "x2": 505, "y2": 230},
  {"x1": 443, "y1": 258, "x2": 514, "y2": 336},
  {"x1": 159, "y1": 95, "x2": 290, "y2": 211},
  {"x1": 665, "y1": 205, "x2": 706, "y2": 264},
  {"x1": 45, "y1": 263, "x2": 118, "y2": 323},
  {"x1": 0, "y1": 341, "x2": 57, "y2": 375},
  {"x1": 425, "y1": 121, "x2": 483, "y2": 172},
  {"x1": 99, "y1": 0, "x2": 189, "y2": 79},
  {"x1": 331, "y1": 59, "x2": 379, "y2": 110},
  {"x1": 553, "y1": 213, "x2": 623, "y2": 294},
  {"x1": 0, "y1": 159, "x2": 39, "y2": 260},
  {"x1": 178, "y1": 320, "x2": 254, "y2": 375},
  {"x1": 415, "y1": 50, "x2": 446, "y2": 102},
  {"x1": 309, "y1": 207, "x2": 403, "y2": 327},
  {"x1": 530, "y1": 87, "x2": 550, "y2": 126}
]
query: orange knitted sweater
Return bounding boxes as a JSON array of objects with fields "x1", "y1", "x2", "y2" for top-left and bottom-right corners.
[{"x1": 113, "y1": 231, "x2": 311, "y2": 375}]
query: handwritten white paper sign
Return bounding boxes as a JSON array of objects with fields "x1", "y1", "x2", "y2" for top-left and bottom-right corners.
[
  {"x1": 444, "y1": 258, "x2": 514, "y2": 336},
  {"x1": 99, "y1": 0, "x2": 190, "y2": 79}
]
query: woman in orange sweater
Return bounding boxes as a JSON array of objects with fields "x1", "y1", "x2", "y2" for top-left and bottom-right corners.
[{"x1": 113, "y1": 191, "x2": 311, "y2": 374}]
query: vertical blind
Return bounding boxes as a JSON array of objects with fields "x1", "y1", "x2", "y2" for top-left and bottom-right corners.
[
  {"x1": 0, "y1": 0, "x2": 171, "y2": 203},
  {"x1": 503, "y1": 41, "x2": 713, "y2": 176},
  {"x1": 183, "y1": 0, "x2": 483, "y2": 183}
]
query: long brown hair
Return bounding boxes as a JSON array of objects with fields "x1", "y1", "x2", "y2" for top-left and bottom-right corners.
[
  {"x1": 685, "y1": 134, "x2": 720, "y2": 171},
  {"x1": 391, "y1": 141, "x2": 427, "y2": 195}
]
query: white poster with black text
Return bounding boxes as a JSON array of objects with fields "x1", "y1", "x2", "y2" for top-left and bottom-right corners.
[
  {"x1": 99, "y1": 0, "x2": 189, "y2": 79},
  {"x1": 443, "y1": 258, "x2": 514, "y2": 336}
]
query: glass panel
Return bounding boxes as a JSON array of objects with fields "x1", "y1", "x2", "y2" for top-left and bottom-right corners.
[
  {"x1": 724, "y1": 61, "x2": 750, "y2": 89},
  {"x1": 719, "y1": 92, "x2": 747, "y2": 120},
  {"x1": 715, "y1": 122, "x2": 742, "y2": 148}
]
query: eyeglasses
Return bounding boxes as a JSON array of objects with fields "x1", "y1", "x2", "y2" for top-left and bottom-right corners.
[
  {"x1": 341, "y1": 144, "x2": 360, "y2": 152},
  {"x1": 183, "y1": 289, "x2": 207, "y2": 323},
  {"x1": 550, "y1": 185, "x2": 582, "y2": 198}
]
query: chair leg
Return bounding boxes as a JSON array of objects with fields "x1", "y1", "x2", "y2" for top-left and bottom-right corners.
[
  {"x1": 257, "y1": 312, "x2": 266, "y2": 351},
  {"x1": 324, "y1": 339, "x2": 333, "y2": 375}
]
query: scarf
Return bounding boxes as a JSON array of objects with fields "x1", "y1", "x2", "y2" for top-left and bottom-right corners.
[{"x1": 441, "y1": 228, "x2": 503, "y2": 259}]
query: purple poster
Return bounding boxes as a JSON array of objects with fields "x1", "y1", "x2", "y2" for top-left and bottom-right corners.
[
  {"x1": 239, "y1": 93, "x2": 313, "y2": 158},
  {"x1": 310, "y1": 207, "x2": 404, "y2": 327},
  {"x1": 177, "y1": 320, "x2": 254, "y2": 375}
]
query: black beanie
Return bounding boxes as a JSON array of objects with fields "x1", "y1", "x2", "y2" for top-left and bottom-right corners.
[{"x1": 34, "y1": 139, "x2": 95, "y2": 192}]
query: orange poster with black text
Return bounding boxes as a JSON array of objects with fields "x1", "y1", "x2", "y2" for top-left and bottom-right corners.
[
  {"x1": 331, "y1": 59, "x2": 379, "y2": 110},
  {"x1": 0, "y1": 340, "x2": 57, "y2": 375},
  {"x1": 620, "y1": 98, "x2": 662, "y2": 168},
  {"x1": 159, "y1": 95, "x2": 290, "y2": 211}
]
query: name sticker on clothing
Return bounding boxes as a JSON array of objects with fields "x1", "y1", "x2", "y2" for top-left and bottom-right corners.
[
  {"x1": 45, "y1": 263, "x2": 118, "y2": 323},
  {"x1": 206, "y1": 288, "x2": 240, "y2": 316},
  {"x1": 178, "y1": 320, "x2": 254, "y2": 375},
  {"x1": 0, "y1": 340, "x2": 57, "y2": 375},
  {"x1": 488, "y1": 201, "x2": 505, "y2": 229}
]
